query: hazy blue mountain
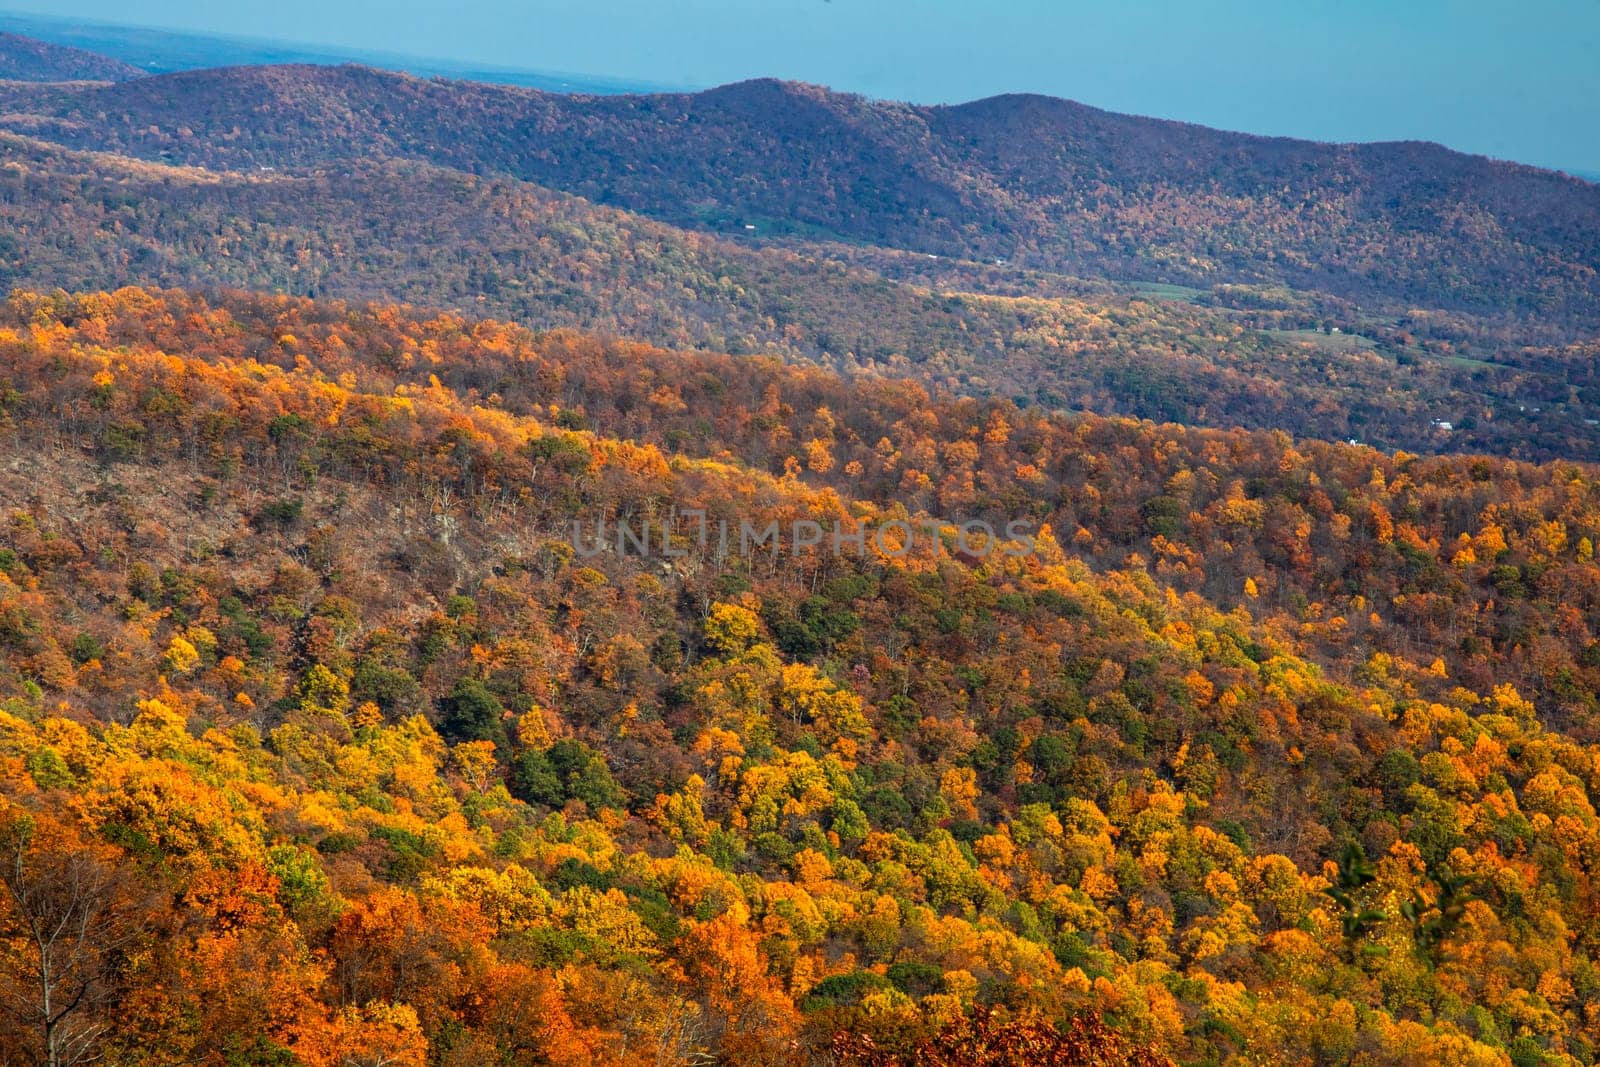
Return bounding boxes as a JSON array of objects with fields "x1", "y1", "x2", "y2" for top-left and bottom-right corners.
[
  {"x1": 0, "y1": 10, "x2": 677, "y2": 93},
  {"x1": 0, "y1": 29, "x2": 143, "y2": 81}
]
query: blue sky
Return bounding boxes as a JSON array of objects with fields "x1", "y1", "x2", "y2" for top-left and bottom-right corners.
[{"x1": 12, "y1": 0, "x2": 1600, "y2": 174}]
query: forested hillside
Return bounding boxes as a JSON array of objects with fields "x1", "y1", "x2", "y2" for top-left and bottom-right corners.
[
  {"x1": 0, "y1": 30, "x2": 1598, "y2": 1065},
  {"x1": 0, "y1": 31, "x2": 143, "y2": 83},
  {"x1": 3, "y1": 134, "x2": 1598, "y2": 461},
  {"x1": 2, "y1": 288, "x2": 1600, "y2": 1064},
  {"x1": 2, "y1": 65, "x2": 1596, "y2": 327}
]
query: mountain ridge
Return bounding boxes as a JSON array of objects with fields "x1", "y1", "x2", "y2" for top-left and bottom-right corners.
[
  {"x1": 3, "y1": 61, "x2": 1595, "y2": 328},
  {"x1": 7, "y1": 128, "x2": 1597, "y2": 462},
  {"x1": 0, "y1": 29, "x2": 144, "y2": 82}
]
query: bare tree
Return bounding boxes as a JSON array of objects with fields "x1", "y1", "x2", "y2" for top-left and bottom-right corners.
[{"x1": 0, "y1": 812, "x2": 146, "y2": 1067}]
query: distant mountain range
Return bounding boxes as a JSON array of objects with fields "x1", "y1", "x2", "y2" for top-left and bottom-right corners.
[
  {"x1": 0, "y1": 29, "x2": 142, "y2": 81},
  {"x1": 0, "y1": 30, "x2": 1596, "y2": 460},
  {"x1": 1, "y1": 61, "x2": 1595, "y2": 331},
  {"x1": 0, "y1": 10, "x2": 676, "y2": 93}
]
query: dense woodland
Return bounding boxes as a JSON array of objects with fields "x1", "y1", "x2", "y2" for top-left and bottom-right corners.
[
  {"x1": 2, "y1": 136, "x2": 1598, "y2": 460},
  {"x1": 0, "y1": 289, "x2": 1599, "y2": 1064}
]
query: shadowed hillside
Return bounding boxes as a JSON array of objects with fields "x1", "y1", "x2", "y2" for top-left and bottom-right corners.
[
  {"x1": 0, "y1": 31, "x2": 143, "y2": 82},
  {"x1": 1, "y1": 65, "x2": 1596, "y2": 327},
  {"x1": 3, "y1": 133, "x2": 1597, "y2": 461}
]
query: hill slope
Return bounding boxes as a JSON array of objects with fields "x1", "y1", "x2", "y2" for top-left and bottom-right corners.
[
  {"x1": 2, "y1": 65, "x2": 1596, "y2": 327},
  {"x1": 1, "y1": 288, "x2": 1600, "y2": 1064},
  {"x1": 0, "y1": 31, "x2": 143, "y2": 82},
  {"x1": 3, "y1": 133, "x2": 1595, "y2": 461}
]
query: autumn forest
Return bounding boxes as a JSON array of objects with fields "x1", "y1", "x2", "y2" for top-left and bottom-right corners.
[{"x1": 0, "y1": 24, "x2": 1598, "y2": 1067}]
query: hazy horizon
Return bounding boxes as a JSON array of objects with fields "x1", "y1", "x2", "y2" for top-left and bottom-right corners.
[{"x1": 4, "y1": 1, "x2": 1597, "y2": 176}]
